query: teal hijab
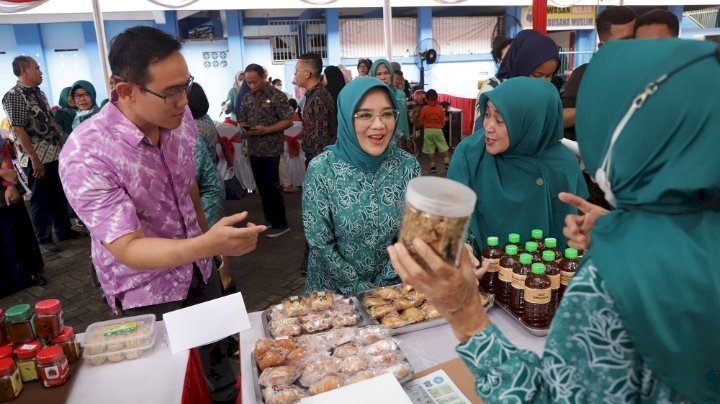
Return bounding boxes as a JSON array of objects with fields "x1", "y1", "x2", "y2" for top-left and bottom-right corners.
[
  {"x1": 447, "y1": 77, "x2": 587, "y2": 252},
  {"x1": 325, "y1": 77, "x2": 399, "y2": 173},
  {"x1": 53, "y1": 87, "x2": 77, "y2": 137},
  {"x1": 369, "y1": 59, "x2": 410, "y2": 138},
  {"x1": 577, "y1": 39, "x2": 720, "y2": 403},
  {"x1": 70, "y1": 80, "x2": 100, "y2": 129},
  {"x1": 57, "y1": 87, "x2": 74, "y2": 110}
]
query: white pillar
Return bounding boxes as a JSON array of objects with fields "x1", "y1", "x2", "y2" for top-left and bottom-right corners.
[
  {"x1": 91, "y1": 0, "x2": 111, "y2": 95},
  {"x1": 382, "y1": 0, "x2": 393, "y2": 61}
]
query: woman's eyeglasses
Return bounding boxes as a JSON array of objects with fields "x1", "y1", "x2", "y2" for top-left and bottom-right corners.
[{"x1": 353, "y1": 110, "x2": 399, "y2": 125}]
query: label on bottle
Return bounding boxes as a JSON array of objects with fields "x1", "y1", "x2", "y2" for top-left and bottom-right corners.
[
  {"x1": 511, "y1": 273, "x2": 527, "y2": 289},
  {"x1": 524, "y1": 288, "x2": 551, "y2": 304},
  {"x1": 549, "y1": 274, "x2": 560, "y2": 289},
  {"x1": 498, "y1": 265, "x2": 513, "y2": 282},
  {"x1": 10, "y1": 368, "x2": 22, "y2": 396},
  {"x1": 485, "y1": 258, "x2": 500, "y2": 273},
  {"x1": 17, "y1": 359, "x2": 38, "y2": 382},
  {"x1": 560, "y1": 271, "x2": 575, "y2": 286}
]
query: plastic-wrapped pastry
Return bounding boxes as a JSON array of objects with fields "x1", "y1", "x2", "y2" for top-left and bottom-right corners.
[
  {"x1": 275, "y1": 337, "x2": 296, "y2": 351},
  {"x1": 338, "y1": 355, "x2": 369, "y2": 374},
  {"x1": 355, "y1": 326, "x2": 387, "y2": 345},
  {"x1": 258, "y1": 347, "x2": 289, "y2": 371},
  {"x1": 283, "y1": 296, "x2": 309, "y2": 317},
  {"x1": 380, "y1": 313, "x2": 408, "y2": 329},
  {"x1": 296, "y1": 334, "x2": 331, "y2": 352},
  {"x1": 383, "y1": 362, "x2": 411, "y2": 380},
  {"x1": 323, "y1": 327, "x2": 356, "y2": 347},
  {"x1": 361, "y1": 296, "x2": 387, "y2": 308},
  {"x1": 308, "y1": 374, "x2": 343, "y2": 396},
  {"x1": 401, "y1": 284, "x2": 414, "y2": 294},
  {"x1": 331, "y1": 313, "x2": 359, "y2": 328},
  {"x1": 254, "y1": 339, "x2": 275, "y2": 358},
  {"x1": 346, "y1": 370, "x2": 375, "y2": 384},
  {"x1": 369, "y1": 304, "x2": 396, "y2": 318},
  {"x1": 268, "y1": 304, "x2": 288, "y2": 322},
  {"x1": 330, "y1": 301, "x2": 356, "y2": 315},
  {"x1": 404, "y1": 290, "x2": 426, "y2": 306},
  {"x1": 332, "y1": 342, "x2": 359, "y2": 358},
  {"x1": 309, "y1": 291, "x2": 334, "y2": 312},
  {"x1": 368, "y1": 351, "x2": 400, "y2": 368},
  {"x1": 287, "y1": 347, "x2": 310, "y2": 369},
  {"x1": 400, "y1": 307, "x2": 425, "y2": 325},
  {"x1": 392, "y1": 298, "x2": 416, "y2": 311},
  {"x1": 107, "y1": 351, "x2": 125, "y2": 362},
  {"x1": 300, "y1": 314, "x2": 332, "y2": 333},
  {"x1": 372, "y1": 287, "x2": 401, "y2": 300},
  {"x1": 419, "y1": 302, "x2": 441, "y2": 320},
  {"x1": 361, "y1": 339, "x2": 398, "y2": 355},
  {"x1": 259, "y1": 365, "x2": 300, "y2": 386},
  {"x1": 262, "y1": 384, "x2": 304, "y2": 404},
  {"x1": 271, "y1": 322, "x2": 302, "y2": 338},
  {"x1": 299, "y1": 355, "x2": 340, "y2": 386}
]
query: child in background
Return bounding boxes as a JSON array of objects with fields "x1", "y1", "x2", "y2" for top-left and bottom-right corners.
[{"x1": 418, "y1": 89, "x2": 449, "y2": 173}]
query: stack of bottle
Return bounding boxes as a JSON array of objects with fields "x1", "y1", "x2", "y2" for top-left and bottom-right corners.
[
  {"x1": 0, "y1": 299, "x2": 79, "y2": 401},
  {"x1": 480, "y1": 229, "x2": 581, "y2": 329}
]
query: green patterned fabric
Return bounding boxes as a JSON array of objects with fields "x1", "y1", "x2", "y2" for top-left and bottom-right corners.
[
  {"x1": 303, "y1": 148, "x2": 420, "y2": 295},
  {"x1": 457, "y1": 261, "x2": 689, "y2": 403},
  {"x1": 368, "y1": 59, "x2": 410, "y2": 139},
  {"x1": 448, "y1": 77, "x2": 587, "y2": 253},
  {"x1": 52, "y1": 87, "x2": 76, "y2": 138},
  {"x1": 577, "y1": 39, "x2": 720, "y2": 403},
  {"x1": 195, "y1": 134, "x2": 223, "y2": 227}
]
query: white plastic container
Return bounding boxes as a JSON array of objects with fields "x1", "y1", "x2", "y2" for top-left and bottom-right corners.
[
  {"x1": 81, "y1": 314, "x2": 157, "y2": 366},
  {"x1": 400, "y1": 177, "x2": 477, "y2": 266}
]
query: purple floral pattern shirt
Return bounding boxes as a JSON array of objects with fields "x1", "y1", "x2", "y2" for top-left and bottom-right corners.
[{"x1": 59, "y1": 102, "x2": 212, "y2": 313}]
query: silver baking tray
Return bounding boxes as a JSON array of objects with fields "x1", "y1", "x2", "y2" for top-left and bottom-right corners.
[
  {"x1": 357, "y1": 286, "x2": 494, "y2": 336},
  {"x1": 492, "y1": 300, "x2": 549, "y2": 337},
  {"x1": 251, "y1": 328, "x2": 415, "y2": 404},
  {"x1": 261, "y1": 296, "x2": 371, "y2": 339}
]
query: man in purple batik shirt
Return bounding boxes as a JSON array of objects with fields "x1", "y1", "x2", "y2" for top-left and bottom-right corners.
[{"x1": 59, "y1": 27, "x2": 264, "y2": 404}]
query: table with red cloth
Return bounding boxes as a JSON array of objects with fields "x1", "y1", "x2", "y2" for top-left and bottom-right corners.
[{"x1": 438, "y1": 93, "x2": 477, "y2": 136}]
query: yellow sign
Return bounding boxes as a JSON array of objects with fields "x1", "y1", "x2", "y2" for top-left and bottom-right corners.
[{"x1": 521, "y1": 6, "x2": 597, "y2": 31}]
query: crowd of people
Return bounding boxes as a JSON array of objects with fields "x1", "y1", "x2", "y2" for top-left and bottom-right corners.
[{"x1": 1, "y1": 5, "x2": 716, "y2": 402}]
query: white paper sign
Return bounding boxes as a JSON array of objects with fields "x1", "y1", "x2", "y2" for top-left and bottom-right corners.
[
  {"x1": 163, "y1": 292, "x2": 251, "y2": 354},
  {"x1": 404, "y1": 370, "x2": 471, "y2": 404},
  {"x1": 301, "y1": 373, "x2": 412, "y2": 404}
]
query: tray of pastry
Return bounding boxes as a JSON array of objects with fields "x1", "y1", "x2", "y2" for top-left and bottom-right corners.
[
  {"x1": 261, "y1": 291, "x2": 371, "y2": 338},
  {"x1": 357, "y1": 283, "x2": 494, "y2": 336},
  {"x1": 492, "y1": 300, "x2": 549, "y2": 337},
  {"x1": 251, "y1": 326, "x2": 414, "y2": 404}
]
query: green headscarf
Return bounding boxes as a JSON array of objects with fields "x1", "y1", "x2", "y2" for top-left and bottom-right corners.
[
  {"x1": 325, "y1": 77, "x2": 399, "y2": 173},
  {"x1": 369, "y1": 59, "x2": 410, "y2": 139},
  {"x1": 577, "y1": 39, "x2": 720, "y2": 402},
  {"x1": 448, "y1": 77, "x2": 587, "y2": 252},
  {"x1": 53, "y1": 87, "x2": 76, "y2": 137},
  {"x1": 70, "y1": 80, "x2": 100, "y2": 129}
]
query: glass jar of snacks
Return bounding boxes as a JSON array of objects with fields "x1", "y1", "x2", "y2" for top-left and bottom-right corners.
[
  {"x1": 5, "y1": 304, "x2": 36, "y2": 344},
  {"x1": 0, "y1": 309, "x2": 7, "y2": 346},
  {"x1": 14, "y1": 340, "x2": 42, "y2": 382},
  {"x1": 36, "y1": 346, "x2": 69, "y2": 388},
  {"x1": 51, "y1": 326, "x2": 80, "y2": 364},
  {"x1": 34, "y1": 299, "x2": 64, "y2": 339},
  {"x1": 0, "y1": 358, "x2": 23, "y2": 402},
  {"x1": 400, "y1": 177, "x2": 477, "y2": 267}
]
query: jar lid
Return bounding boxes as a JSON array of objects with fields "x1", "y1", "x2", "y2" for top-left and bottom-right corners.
[
  {"x1": 5, "y1": 304, "x2": 32, "y2": 322},
  {"x1": 0, "y1": 358, "x2": 15, "y2": 376},
  {"x1": 405, "y1": 177, "x2": 476, "y2": 218},
  {"x1": 51, "y1": 326, "x2": 75, "y2": 344},
  {"x1": 36, "y1": 345, "x2": 65, "y2": 365},
  {"x1": 14, "y1": 341, "x2": 42, "y2": 359},
  {"x1": 0, "y1": 344, "x2": 12, "y2": 359},
  {"x1": 35, "y1": 299, "x2": 62, "y2": 315}
]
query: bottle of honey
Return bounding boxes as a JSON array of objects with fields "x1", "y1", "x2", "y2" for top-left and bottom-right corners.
[
  {"x1": 542, "y1": 250, "x2": 561, "y2": 314},
  {"x1": 530, "y1": 229, "x2": 545, "y2": 250},
  {"x1": 510, "y1": 253, "x2": 532, "y2": 316},
  {"x1": 524, "y1": 241, "x2": 541, "y2": 263},
  {"x1": 505, "y1": 233, "x2": 523, "y2": 253},
  {"x1": 542, "y1": 237, "x2": 562, "y2": 261},
  {"x1": 522, "y1": 263, "x2": 552, "y2": 328},
  {"x1": 558, "y1": 248, "x2": 580, "y2": 302},
  {"x1": 495, "y1": 245, "x2": 519, "y2": 306},
  {"x1": 480, "y1": 236, "x2": 503, "y2": 294}
]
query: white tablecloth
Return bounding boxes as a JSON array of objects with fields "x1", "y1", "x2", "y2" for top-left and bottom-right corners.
[
  {"x1": 68, "y1": 324, "x2": 189, "y2": 404},
  {"x1": 240, "y1": 306, "x2": 546, "y2": 404}
]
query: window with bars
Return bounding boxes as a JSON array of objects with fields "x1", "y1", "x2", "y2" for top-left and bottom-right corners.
[
  {"x1": 339, "y1": 18, "x2": 417, "y2": 59},
  {"x1": 432, "y1": 17, "x2": 497, "y2": 56},
  {"x1": 268, "y1": 19, "x2": 327, "y2": 63}
]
